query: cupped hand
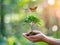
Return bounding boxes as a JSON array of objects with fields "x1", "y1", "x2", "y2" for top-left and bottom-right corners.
[{"x1": 22, "y1": 30, "x2": 46, "y2": 42}]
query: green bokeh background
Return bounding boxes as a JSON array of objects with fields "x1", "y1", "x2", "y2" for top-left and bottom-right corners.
[{"x1": 0, "y1": 0, "x2": 60, "y2": 45}]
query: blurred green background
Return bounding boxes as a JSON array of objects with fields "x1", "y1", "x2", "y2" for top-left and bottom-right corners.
[{"x1": 0, "y1": 0, "x2": 60, "y2": 45}]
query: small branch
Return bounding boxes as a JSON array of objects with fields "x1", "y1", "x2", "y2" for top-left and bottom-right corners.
[{"x1": 30, "y1": 22, "x2": 34, "y2": 32}]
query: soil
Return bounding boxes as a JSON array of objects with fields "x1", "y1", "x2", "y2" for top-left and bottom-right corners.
[{"x1": 26, "y1": 32, "x2": 37, "y2": 36}]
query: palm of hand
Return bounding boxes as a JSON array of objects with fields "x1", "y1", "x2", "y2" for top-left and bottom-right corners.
[{"x1": 22, "y1": 30, "x2": 45, "y2": 42}]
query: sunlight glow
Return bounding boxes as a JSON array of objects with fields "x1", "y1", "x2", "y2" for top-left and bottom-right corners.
[
  {"x1": 11, "y1": 14, "x2": 20, "y2": 22},
  {"x1": 48, "y1": 0, "x2": 55, "y2": 5},
  {"x1": 57, "y1": 0, "x2": 60, "y2": 5},
  {"x1": 56, "y1": 10, "x2": 60, "y2": 18},
  {"x1": 37, "y1": 6, "x2": 43, "y2": 13},
  {"x1": 5, "y1": 15, "x2": 10, "y2": 23},
  {"x1": 52, "y1": 25, "x2": 58, "y2": 32},
  {"x1": 32, "y1": 0, "x2": 36, "y2": 2}
]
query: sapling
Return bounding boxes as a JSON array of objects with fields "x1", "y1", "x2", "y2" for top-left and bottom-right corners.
[{"x1": 24, "y1": 15, "x2": 42, "y2": 36}]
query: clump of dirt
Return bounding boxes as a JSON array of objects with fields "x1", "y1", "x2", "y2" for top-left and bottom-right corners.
[{"x1": 26, "y1": 31, "x2": 37, "y2": 36}]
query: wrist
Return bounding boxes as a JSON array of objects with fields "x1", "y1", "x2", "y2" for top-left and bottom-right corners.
[
  {"x1": 42, "y1": 36, "x2": 55, "y2": 45},
  {"x1": 42, "y1": 34, "x2": 47, "y2": 42}
]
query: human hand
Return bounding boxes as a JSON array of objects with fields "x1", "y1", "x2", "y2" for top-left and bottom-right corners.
[{"x1": 22, "y1": 30, "x2": 46, "y2": 42}]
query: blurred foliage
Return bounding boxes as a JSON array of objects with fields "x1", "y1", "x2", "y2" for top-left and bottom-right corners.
[
  {"x1": 0, "y1": 0, "x2": 60, "y2": 45},
  {"x1": 37, "y1": 42, "x2": 48, "y2": 45}
]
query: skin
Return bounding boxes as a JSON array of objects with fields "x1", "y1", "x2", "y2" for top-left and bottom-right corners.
[{"x1": 22, "y1": 30, "x2": 60, "y2": 45}]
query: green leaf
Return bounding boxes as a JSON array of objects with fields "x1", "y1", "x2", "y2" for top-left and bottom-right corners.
[{"x1": 24, "y1": 15, "x2": 43, "y2": 27}]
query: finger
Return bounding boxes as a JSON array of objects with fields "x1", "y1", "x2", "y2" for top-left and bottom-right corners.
[
  {"x1": 28, "y1": 36, "x2": 40, "y2": 42},
  {"x1": 28, "y1": 35, "x2": 37, "y2": 39},
  {"x1": 27, "y1": 37, "x2": 38, "y2": 42},
  {"x1": 29, "y1": 38, "x2": 38, "y2": 42},
  {"x1": 22, "y1": 33, "x2": 28, "y2": 38},
  {"x1": 29, "y1": 34, "x2": 41, "y2": 39},
  {"x1": 22, "y1": 33, "x2": 26, "y2": 36},
  {"x1": 22, "y1": 33, "x2": 32, "y2": 40}
]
